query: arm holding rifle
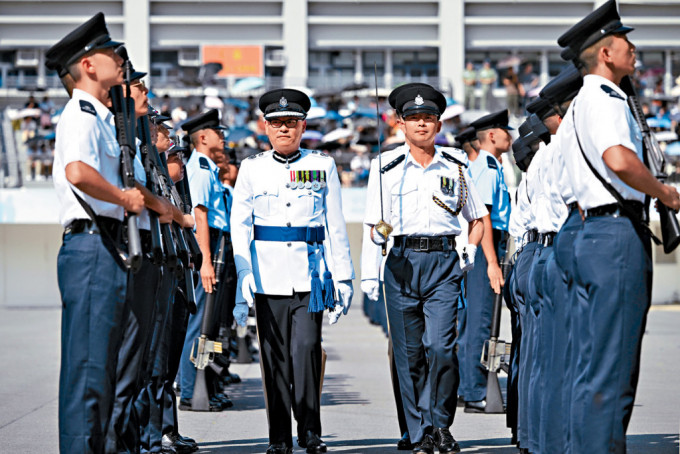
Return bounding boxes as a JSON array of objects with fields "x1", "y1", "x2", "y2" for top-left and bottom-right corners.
[{"x1": 66, "y1": 161, "x2": 144, "y2": 213}]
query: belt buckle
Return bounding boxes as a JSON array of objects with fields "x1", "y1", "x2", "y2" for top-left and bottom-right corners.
[{"x1": 419, "y1": 237, "x2": 429, "y2": 252}]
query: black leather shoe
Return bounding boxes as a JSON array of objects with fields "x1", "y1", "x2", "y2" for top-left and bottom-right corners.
[
  {"x1": 266, "y1": 442, "x2": 293, "y2": 454},
  {"x1": 177, "y1": 434, "x2": 197, "y2": 447},
  {"x1": 298, "y1": 430, "x2": 327, "y2": 453},
  {"x1": 213, "y1": 392, "x2": 234, "y2": 409},
  {"x1": 412, "y1": 434, "x2": 435, "y2": 454},
  {"x1": 397, "y1": 431, "x2": 414, "y2": 450},
  {"x1": 162, "y1": 433, "x2": 198, "y2": 454},
  {"x1": 464, "y1": 399, "x2": 486, "y2": 413},
  {"x1": 433, "y1": 427, "x2": 460, "y2": 453},
  {"x1": 178, "y1": 397, "x2": 223, "y2": 412}
]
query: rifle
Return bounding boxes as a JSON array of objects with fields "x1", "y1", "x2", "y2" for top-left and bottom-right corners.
[
  {"x1": 620, "y1": 76, "x2": 680, "y2": 253},
  {"x1": 137, "y1": 115, "x2": 182, "y2": 273},
  {"x1": 136, "y1": 116, "x2": 164, "y2": 265},
  {"x1": 481, "y1": 261, "x2": 513, "y2": 414},
  {"x1": 176, "y1": 159, "x2": 203, "y2": 269},
  {"x1": 109, "y1": 83, "x2": 142, "y2": 272},
  {"x1": 189, "y1": 232, "x2": 227, "y2": 411}
]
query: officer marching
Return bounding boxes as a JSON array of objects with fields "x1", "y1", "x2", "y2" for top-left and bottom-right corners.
[
  {"x1": 364, "y1": 83, "x2": 487, "y2": 454},
  {"x1": 555, "y1": 1, "x2": 680, "y2": 452},
  {"x1": 230, "y1": 88, "x2": 355, "y2": 454}
]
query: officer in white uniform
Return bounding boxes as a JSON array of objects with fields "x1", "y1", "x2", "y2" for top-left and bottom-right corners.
[
  {"x1": 365, "y1": 83, "x2": 487, "y2": 454},
  {"x1": 557, "y1": 1, "x2": 680, "y2": 452},
  {"x1": 231, "y1": 88, "x2": 354, "y2": 454},
  {"x1": 46, "y1": 13, "x2": 146, "y2": 453}
]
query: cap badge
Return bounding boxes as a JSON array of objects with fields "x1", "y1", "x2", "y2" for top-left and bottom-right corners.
[
  {"x1": 279, "y1": 97, "x2": 288, "y2": 107},
  {"x1": 415, "y1": 94, "x2": 424, "y2": 106}
]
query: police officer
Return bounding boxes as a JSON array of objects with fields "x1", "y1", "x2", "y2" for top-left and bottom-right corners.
[
  {"x1": 458, "y1": 110, "x2": 512, "y2": 413},
  {"x1": 455, "y1": 126, "x2": 479, "y2": 162},
  {"x1": 46, "y1": 13, "x2": 146, "y2": 453},
  {"x1": 557, "y1": 1, "x2": 680, "y2": 452},
  {"x1": 230, "y1": 88, "x2": 355, "y2": 454},
  {"x1": 365, "y1": 83, "x2": 487, "y2": 454},
  {"x1": 178, "y1": 109, "x2": 232, "y2": 411}
]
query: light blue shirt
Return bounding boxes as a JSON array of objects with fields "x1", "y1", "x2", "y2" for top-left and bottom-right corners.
[
  {"x1": 186, "y1": 150, "x2": 228, "y2": 231},
  {"x1": 468, "y1": 149, "x2": 511, "y2": 231}
]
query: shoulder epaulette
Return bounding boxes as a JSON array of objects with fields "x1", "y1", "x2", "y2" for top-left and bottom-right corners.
[
  {"x1": 600, "y1": 84, "x2": 625, "y2": 101},
  {"x1": 307, "y1": 149, "x2": 331, "y2": 158},
  {"x1": 486, "y1": 155, "x2": 498, "y2": 169},
  {"x1": 381, "y1": 154, "x2": 406, "y2": 173},
  {"x1": 79, "y1": 100, "x2": 96, "y2": 116},
  {"x1": 198, "y1": 157, "x2": 210, "y2": 170},
  {"x1": 442, "y1": 151, "x2": 467, "y2": 168},
  {"x1": 246, "y1": 151, "x2": 267, "y2": 160}
]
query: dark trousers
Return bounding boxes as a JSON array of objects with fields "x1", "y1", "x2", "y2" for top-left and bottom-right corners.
[
  {"x1": 458, "y1": 232, "x2": 506, "y2": 402},
  {"x1": 106, "y1": 256, "x2": 161, "y2": 453},
  {"x1": 572, "y1": 216, "x2": 652, "y2": 454},
  {"x1": 162, "y1": 282, "x2": 191, "y2": 437},
  {"x1": 57, "y1": 232, "x2": 128, "y2": 454},
  {"x1": 544, "y1": 208, "x2": 582, "y2": 453},
  {"x1": 503, "y1": 263, "x2": 520, "y2": 435},
  {"x1": 384, "y1": 246, "x2": 463, "y2": 444},
  {"x1": 513, "y1": 240, "x2": 539, "y2": 449},
  {"x1": 255, "y1": 292, "x2": 323, "y2": 447},
  {"x1": 137, "y1": 268, "x2": 176, "y2": 453},
  {"x1": 179, "y1": 235, "x2": 232, "y2": 400},
  {"x1": 526, "y1": 244, "x2": 549, "y2": 453}
]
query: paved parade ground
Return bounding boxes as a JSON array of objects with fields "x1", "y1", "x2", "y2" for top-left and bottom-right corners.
[{"x1": 1, "y1": 304, "x2": 678, "y2": 453}]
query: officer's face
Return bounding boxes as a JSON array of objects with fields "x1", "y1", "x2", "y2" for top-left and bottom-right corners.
[
  {"x1": 166, "y1": 153, "x2": 184, "y2": 183},
  {"x1": 608, "y1": 34, "x2": 636, "y2": 76},
  {"x1": 400, "y1": 113, "x2": 441, "y2": 148},
  {"x1": 130, "y1": 79, "x2": 149, "y2": 119},
  {"x1": 265, "y1": 116, "x2": 306, "y2": 155},
  {"x1": 87, "y1": 47, "x2": 124, "y2": 88},
  {"x1": 492, "y1": 128, "x2": 512, "y2": 153},
  {"x1": 205, "y1": 128, "x2": 225, "y2": 154},
  {"x1": 156, "y1": 127, "x2": 173, "y2": 153}
]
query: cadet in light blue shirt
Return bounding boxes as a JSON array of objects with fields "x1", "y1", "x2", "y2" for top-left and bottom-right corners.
[{"x1": 457, "y1": 109, "x2": 512, "y2": 413}]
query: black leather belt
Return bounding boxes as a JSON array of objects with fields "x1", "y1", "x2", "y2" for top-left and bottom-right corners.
[
  {"x1": 567, "y1": 202, "x2": 579, "y2": 213},
  {"x1": 64, "y1": 217, "x2": 123, "y2": 239},
  {"x1": 393, "y1": 235, "x2": 457, "y2": 252},
  {"x1": 525, "y1": 229, "x2": 539, "y2": 243},
  {"x1": 584, "y1": 201, "x2": 643, "y2": 220},
  {"x1": 209, "y1": 227, "x2": 230, "y2": 244},
  {"x1": 539, "y1": 232, "x2": 556, "y2": 247}
]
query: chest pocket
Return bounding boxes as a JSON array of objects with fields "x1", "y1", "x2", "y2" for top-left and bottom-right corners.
[
  {"x1": 391, "y1": 181, "x2": 418, "y2": 219},
  {"x1": 253, "y1": 185, "x2": 280, "y2": 217},
  {"x1": 296, "y1": 189, "x2": 324, "y2": 217},
  {"x1": 103, "y1": 138, "x2": 121, "y2": 159}
]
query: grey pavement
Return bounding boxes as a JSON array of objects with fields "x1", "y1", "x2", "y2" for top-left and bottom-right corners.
[{"x1": 0, "y1": 304, "x2": 679, "y2": 453}]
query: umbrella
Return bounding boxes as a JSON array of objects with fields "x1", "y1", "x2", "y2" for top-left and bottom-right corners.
[
  {"x1": 231, "y1": 77, "x2": 265, "y2": 94},
  {"x1": 654, "y1": 131, "x2": 678, "y2": 143},
  {"x1": 496, "y1": 55, "x2": 522, "y2": 69},
  {"x1": 441, "y1": 104, "x2": 465, "y2": 121},
  {"x1": 307, "y1": 106, "x2": 327, "y2": 120},
  {"x1": 225, "y1": 126, "x2": 254, "y2": 143},
  {"x1": 665, "y1": 141, "x2": 680, "y2": 156},
  {"x1": 647, "y1": 117, "x2": 672, "y2": 129},
  {"x1": 18, "y1": 108, "x2": 42, "y2": 119},
  {"x1": 324, "y1": 110, "x2": 345, "y2": 122},
  {"x1": 350, "y1": 107, "x2": 377, "y2": 119},
  {"x1": 302, "y1": 130, "x2": 323, "y2": 141},
  {"x1": 322, "y1": 128, "x2": 353, "y2": 143},
  {"x1": 225, "y1": 98, "x2": 250, "y2": 110}
]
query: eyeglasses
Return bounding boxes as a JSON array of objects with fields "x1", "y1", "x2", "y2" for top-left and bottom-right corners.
[
  {"x1": 130, "y1": 80, "x2": 146, "y2": 90},
  {"x1": 268, "y1": 118, "x2": 302, "y2": 128}
]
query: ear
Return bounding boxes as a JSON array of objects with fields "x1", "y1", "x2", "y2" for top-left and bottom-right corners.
[
  {"x1": 487, "y1": 129, "x2": 496, "y2": 143},
  {"x1": 436, "y1": 120, "x2": 442, "y2": 134},
  {"x1": 80, "y1": 56, "x2": 96, "y2": 76},
  {"x1": 600, "y1": 44, "x2": 613, "y2": 64},
  {"x1": 301, "y1": 119, "x2": 307, "y2": 133}
]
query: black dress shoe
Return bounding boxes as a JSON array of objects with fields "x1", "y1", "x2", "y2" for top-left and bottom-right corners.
[
  {"x1": 178, "y1": 397, "x2": 223, "y2": 412},
  {"x1": 177, "y1": 434, "x2": 197, "y2": 447},
  {"x1": 213, "y1": 392, "x2": 234, "y2": 408},
  {"x1": 266, "y1": 442, "x2": 293, "y2": 454},
  {"x1": 397, "y1": 431, "x2": 414, "y2": 450},
  {"x1": 433, "y1": 428, "x2": 460, "y2": 453},
  {"x1": 298, "y1": 430, "x2": 327, "y2": 453},
  {"x1": 162, "y1": 433, "x2": 198, "y2": 454},
  {"x1": 412, "y1": 434, "x2": 435, "y2": 454},
  {"x1": 464, "y1": 399, "x2": 486, "y2": 413}
]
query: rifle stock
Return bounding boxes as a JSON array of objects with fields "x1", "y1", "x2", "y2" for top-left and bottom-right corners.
[{"x1": 620, "y1": 76, "x2": 680, "y2": 253}]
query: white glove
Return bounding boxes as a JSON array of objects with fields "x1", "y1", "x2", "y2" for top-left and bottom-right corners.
[
  {"x1": 370, "y1": 225, "x2": 387, "y2": 245},
  {"x1": 238, "y1": 272, "x2": 257, "y2": 308},
  {"x1": 361, "y1": 279, "x2": 380, "y2": 302},
  {"x1": 328, "y1": 306, "x2": 343, "y2": 325},
  {"x1": 460, "y1": 244, "x2": 477, "y2": 273},
  {"x1": 336, "y1": 280, "x2": 354, "y2": 315}
]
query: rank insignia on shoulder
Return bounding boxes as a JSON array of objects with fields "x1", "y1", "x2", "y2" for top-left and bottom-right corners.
[
  {"x1": 381, "y1": 154, "x2": 406, "y2": 173},
  {"x1": 79, "y1": 100, "x2": 96, "y2": 116},
  {"x1": 290, "y1": 169, "x2": 326, "y2": 191},
  {"x1": 441, "y1": 151, "x2": 467, "y2": 167},
  {"x1": 199, "y1": 157, "x2": 210, "y2": 170},
  {"x1": 486, "y1": 155, "x2": 498, "y2": 169},
  {"x1": 600, "y1": 84, "x2": 625, "y2": 100}
]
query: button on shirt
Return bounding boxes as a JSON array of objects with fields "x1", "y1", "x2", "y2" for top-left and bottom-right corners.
[
  {"x1": 230, "y1": 149, "x2": 354, "y2": 297},
  {"x1": 186, "y1": 150, "x2": 228, "y2": 231},
  {"x1": 556, "y1": 74, "x2": 644, "y2": 210},
  {"x1": 468, "y1": 149, "x2": 511, "y2": 231},
  {"x1": 364, "y1": 144, "x2": 488, "y2": 236},
  {"x1": 53, "y1": 88, "x2": 124, "y2": 227}
]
